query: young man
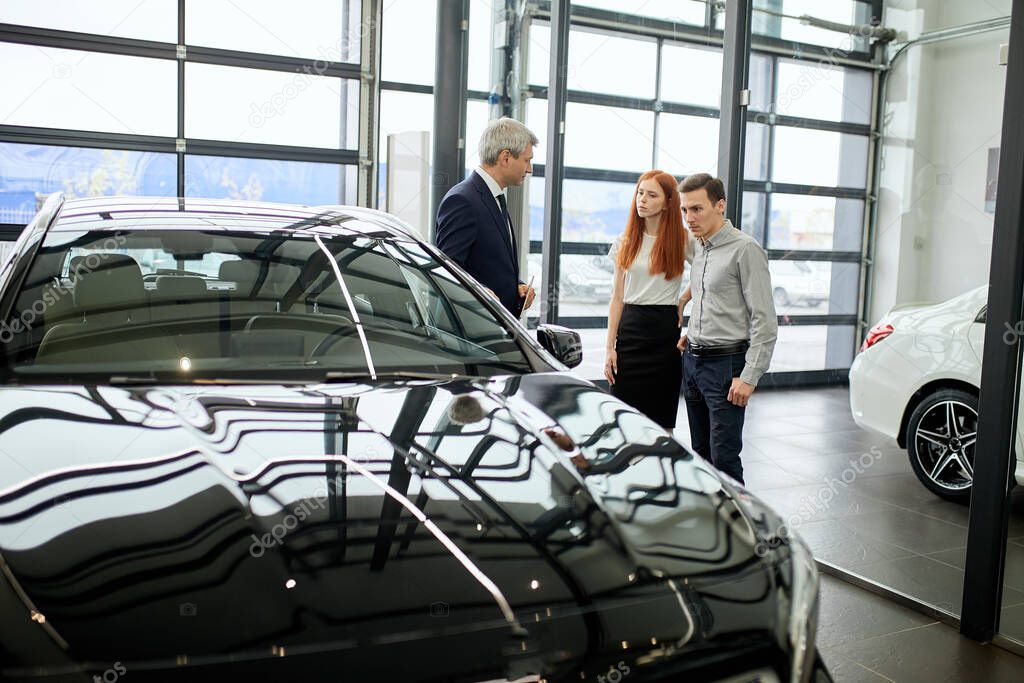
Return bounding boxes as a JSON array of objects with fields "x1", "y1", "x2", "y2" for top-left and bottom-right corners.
[
  {"x1": 677, "y1": 173, "x2": 778, "y2": 485},
  {"x1": 435, "y1": 117, "x2": 537, "y2": 315}
]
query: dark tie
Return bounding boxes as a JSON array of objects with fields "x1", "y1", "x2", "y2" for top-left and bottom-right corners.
[{"x1": 495, "y1": 193, "x2": 518, "y2": 269}]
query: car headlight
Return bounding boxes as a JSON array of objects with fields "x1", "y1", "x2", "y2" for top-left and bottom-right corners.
[
  {"x1": 717, "y1": 479, "x2": 821, "y2": 683},
  {"x1": 784, "y1": 535, "x2": 820, "y2": 683}
]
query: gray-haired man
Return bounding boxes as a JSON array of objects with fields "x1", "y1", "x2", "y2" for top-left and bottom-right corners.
[{"x1": 435, "y1": 117, "x2": 537, "y2": 314}]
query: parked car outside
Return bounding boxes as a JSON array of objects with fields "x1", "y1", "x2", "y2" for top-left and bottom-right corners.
[{"x1": 768, "y1": 260, "x2": 828, "y2": 309}]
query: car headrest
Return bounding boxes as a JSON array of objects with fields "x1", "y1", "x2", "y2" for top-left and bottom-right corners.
[
  {"x1": 72, "y1": 254, "x2": 146, "y2": 312},
  {"x1": 70, "y1": 253, "x2": 135, "y2": 278},
  {"x1": 268, "y1": 263, "x2": 301, "y2": 290},
  {"x1": 219, "y1": 259, "x2": 261, "y2": 284},
  {"x1": 153, "y1": 275, "x2": 209, "y2": 300},
  {"x1": 221, "y1": 260, "x2": 300, "y2": 297}
]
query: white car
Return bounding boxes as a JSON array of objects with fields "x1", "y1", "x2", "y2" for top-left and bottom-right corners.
[
  {"x1": 768, "y1": 260, "x2": 829, "y2": 308},
  {"x1": 849, "y1": 285, "x2": 1024, "y2": 502}
]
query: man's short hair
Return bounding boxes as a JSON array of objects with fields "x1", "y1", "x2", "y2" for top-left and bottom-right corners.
[
  {"x1": 679, "y1": 173, "x2": 726, "y2": 205},
  {"x1": 478, "y1": 117, "x2": 539, "y2": 166}
]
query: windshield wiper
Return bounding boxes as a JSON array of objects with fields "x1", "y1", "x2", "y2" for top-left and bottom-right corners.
[
  {"x1": 108, "y1": 375, "x2": 282, "y2": 385},
  {"x1": 323, "y1": 370, "x2": 474, "y2": 382}
]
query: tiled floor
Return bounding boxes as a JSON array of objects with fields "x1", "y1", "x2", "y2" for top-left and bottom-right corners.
[
  {"x1": 671, "y1": 386, "x2": 1024, "y2": 677},
  {"x1": 818, "y1": 575, "x2": 1024, "y2": 682}
]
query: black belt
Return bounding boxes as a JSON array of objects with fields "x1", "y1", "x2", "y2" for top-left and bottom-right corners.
[{"x1": 687, "y1": 341, "x2": 750, "y2": 357}]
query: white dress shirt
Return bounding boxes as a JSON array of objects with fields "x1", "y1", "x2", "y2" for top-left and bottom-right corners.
[{"x1": 475, "y1": 167, "x2": 514, "y2": 246}]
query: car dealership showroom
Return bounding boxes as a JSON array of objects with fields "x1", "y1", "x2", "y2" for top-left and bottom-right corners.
[{"x1": 3, "y1": 0, "x2": 1024, "y2": 681}]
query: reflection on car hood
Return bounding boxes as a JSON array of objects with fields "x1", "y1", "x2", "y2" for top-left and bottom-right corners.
[{"x1": 0, "y1": 374, "x2": 789, "y2": 682}]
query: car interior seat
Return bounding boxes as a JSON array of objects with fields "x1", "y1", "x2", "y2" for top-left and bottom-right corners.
[{"x1": 36, "y1": 254, "x2": 177, "y2": 364}]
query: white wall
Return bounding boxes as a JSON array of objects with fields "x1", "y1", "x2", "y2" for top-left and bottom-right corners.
[{"x1": 870, "y1": 0, "x2": 1011, "y2": 324}]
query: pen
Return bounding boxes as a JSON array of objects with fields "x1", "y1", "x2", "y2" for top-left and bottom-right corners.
[{"x1": 520, "y1": 275, "x2": 535, "y2": 316}]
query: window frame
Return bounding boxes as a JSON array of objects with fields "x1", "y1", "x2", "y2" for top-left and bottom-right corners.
[
  {"x1": 0, "y1": 3, "x2": 361, "y2": 238},
  {"x1": 522, "y1": 3, "x2": 878, "y2": 383}
]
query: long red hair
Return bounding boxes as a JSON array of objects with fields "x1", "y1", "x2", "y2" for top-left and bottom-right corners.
[{"x1": 616, "y1": 170, "x2": 688, "y2": 280}]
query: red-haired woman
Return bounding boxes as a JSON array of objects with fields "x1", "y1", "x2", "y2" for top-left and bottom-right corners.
[{"x1": 605, "y1": 170, "x2": 691, "y2": 428}]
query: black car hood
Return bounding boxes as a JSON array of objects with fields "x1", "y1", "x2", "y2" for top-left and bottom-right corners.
[{"x1": 0, "y1": 373, "x2": 788, "y2": 682}]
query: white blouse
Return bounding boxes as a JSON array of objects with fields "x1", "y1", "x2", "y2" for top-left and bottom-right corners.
[{"x1": 608, "y1": 232, "x2": 691, "y2": 306}]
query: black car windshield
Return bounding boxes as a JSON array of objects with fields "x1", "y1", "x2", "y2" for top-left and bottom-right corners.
[{"x1": 0, "y1": 227, "x2": 533, "y2": 380}]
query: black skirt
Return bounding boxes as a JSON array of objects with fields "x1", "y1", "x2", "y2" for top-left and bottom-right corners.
[{"x1": 611, "y1": 304, "x2": 682, "y2": 428}]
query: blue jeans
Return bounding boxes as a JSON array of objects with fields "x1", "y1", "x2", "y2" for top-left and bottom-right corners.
[{"x1": 682, "y1": 350, "x2": 747, "y2": 484}]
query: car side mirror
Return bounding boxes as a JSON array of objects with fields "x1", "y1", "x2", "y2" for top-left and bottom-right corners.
[{"x1": 536, "y1": 324, "x2": 582, "y2": 368}]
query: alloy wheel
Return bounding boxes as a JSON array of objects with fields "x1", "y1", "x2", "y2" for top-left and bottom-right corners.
[{"x1": 913, "y1": 399, "x2": 976, "y2": 492}]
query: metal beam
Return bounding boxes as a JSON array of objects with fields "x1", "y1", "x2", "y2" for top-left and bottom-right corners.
[
  {"x1": 541, "y1": 0, "x2": 570, "y2": 324},
  {"x1": 529, "y1": 239, "x2": 862, "y2": 263},
  {"x1": 499, "y1": 0, "x2": 529, "y2": 283},
  {"x1": 429, "y1": 0, "x2": 470, "y2": 239},
  {"x1": 357, "y1": 0, "x2": 383, "y2": 208},
  {"x1": 718, "y1": 0, "x2": 753, "y2": 224},
  {"x1": 0, "y1": 125, "x2": 175, "y2": 152},
  {"x1": 868, "y1": 0, "x2": 884, "y2": 26},
  {"x1": 766, "y1": 249, "x2": 862, "y2": 263},
  {"x1": 368, "y1": 388, "x2": 436, "y2": 572},
  {"x1": 323, "y1": 396, "x2": 359, "y2": 563},
  {"x1": 0, "y1": 225, "x2": 24, "y2": 241},
  {"x1": 491, "y1": 0, "x2": 515, "y2": 119},
  {"x1": 176, "y1": 0, "x2": 185, "y2": 197},
  {"x1": 183, "y1": 139, "x2": 358, "y2": 164},
  {"x1": 0, "y1": 22, "x2": 174, "y2": 59},
  {"x1": 527, "y1": 1, "x2": 876, "y2": 65},
  {"x1": 529, "y1": 314, "x2": 856, "y2": 330},
  {"x1": 961, "y1": 0, "x2": 1024, "y2": 643},
  {"x1": 185, "y1": 46, "x2": 361, "y2": 79},
  {"x1": 0, "y1": 23, "x2": 361, "y2": 78},
  {"x1": 0, "y1": 125, "x2": 358, "y2": 165},
  {"x1": 524, "y1": 88, "x2": 872, "y2": 136},
  {"x1": 856, "y1": 31, "x2": 887, "y2": 350},
  {"x1": 742, "y1": 180, "x2": 868, "y2": 200}
]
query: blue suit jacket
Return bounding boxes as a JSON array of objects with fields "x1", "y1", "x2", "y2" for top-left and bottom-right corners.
[{"x1": 435, "y1": 170, "x2": 522, "y2": 314}]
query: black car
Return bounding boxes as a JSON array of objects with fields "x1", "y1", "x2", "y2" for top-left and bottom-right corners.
[{"x1": 0, "y1": 195, "x2": 829, "y2": 682}]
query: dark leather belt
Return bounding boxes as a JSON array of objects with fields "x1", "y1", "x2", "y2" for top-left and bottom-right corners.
[{"x1": 687, "y1": 341, "x2": 750, "y2": 357}]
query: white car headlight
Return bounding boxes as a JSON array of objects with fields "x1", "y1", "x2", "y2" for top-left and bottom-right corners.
[{"x1": 785, "y1": 535, "x2": 820, "y2": 683}]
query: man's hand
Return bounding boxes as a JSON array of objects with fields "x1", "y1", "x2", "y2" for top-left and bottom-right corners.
[
  {"x1": 604, "y1": 349, "x2": 617, "y2": 385},
  {"x1": 518, "y1": 282, "x2": 536, "y2": 310},
  {"x1": 483, "y1": 287, "x2": 500, "y2": 302},
  {"x1": 727, "y1": 378, "x2": 754, "y2": 407},
  {"x1": 677, "y1": 289, "x2": 691, "y2": 327},
  {"x1": 677, "y1": 333, "x2": 688, "y2": 352}
]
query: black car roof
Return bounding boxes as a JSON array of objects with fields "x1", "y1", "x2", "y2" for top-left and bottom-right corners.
[{"x1": 50, "y1": 196, "x2": 421, "y2": 241}]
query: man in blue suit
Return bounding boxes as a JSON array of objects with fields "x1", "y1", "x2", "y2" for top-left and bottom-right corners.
[{"x1": 435, "y1": 117, "x2": 537, "y2": 315}]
